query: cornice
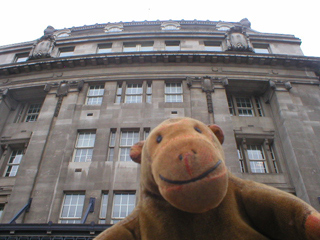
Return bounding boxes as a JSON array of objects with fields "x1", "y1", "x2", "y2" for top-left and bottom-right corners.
[{"x1": 0, "y1": 52, "x2": 319, "y2": 77}]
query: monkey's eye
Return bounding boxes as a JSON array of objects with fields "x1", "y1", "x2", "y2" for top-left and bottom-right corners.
[
  {"x1": 156, "y1": 135, "x2": 163, "y2": 143},
  {"x1": 194, "y1": 127, "x2": 202, "y2": 133}
]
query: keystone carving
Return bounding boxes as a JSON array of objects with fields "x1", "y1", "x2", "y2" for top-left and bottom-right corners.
[
  {"x1": 29, "y1": 26, "x2": 56, "y2": 60},
  {"x1": 225, "y1": 26, "x2": 253, "y2": 52}
]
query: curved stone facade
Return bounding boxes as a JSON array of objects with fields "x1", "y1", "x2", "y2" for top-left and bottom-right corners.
[{"x1": 0, "y1": 19, "x2": 319, "y2": 236}]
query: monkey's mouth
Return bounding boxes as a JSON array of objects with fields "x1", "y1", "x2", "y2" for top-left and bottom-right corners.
[{"x1": 159, "y1": 160, "x2": 222, "y2": 185}]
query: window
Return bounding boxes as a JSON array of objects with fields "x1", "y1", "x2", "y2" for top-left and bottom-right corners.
[
  {"x1": 161, "y1": 22, "x2": 180, "y2": 31},
  {"x1": 107, "y1": 130, "x2": 116, "y2": 161},
  {"x1": 146, "y1": 83, "x2": 152, "y2": 103},
  {"x1": 165, "y1": 41, "x2": 180, "y2": 51},
  {"x1": 73, "y1": 131, "x2": 96, "y2": 162},
  {"x1": 119, "y1": 130, "x2": 139, "y2": 161},
  {"x1": 237, "y1": 139, "x2": 279, "y2": 174},
  {"x1": 165, "y1": 83, "x2": 183, "y2": 102},
  {"x1": 115, "y1": 83, "x2": 123, "y2": 103},
  {"x1": 111, "y1": 193, "x2": 136, "y2": 223},
  {"x1": 60, "y1": 193, "x2": 85, "y2": 223},
  {"x1": 144, "y1": 129, "x2": 150, "y2": 140},
  {"x1": 59, "y1": 47, "x2": 74, "y2": 57},
  {"x1": 25, "y1": 103, "x2": 42, "y2": 122},
  {"x1": 217, "y1": 26, "x2": 230, "y2": 31},
  {"x1": 247, "y1": 145, "x2": 268, "y2": 173},
  {"x1": 204, "y1": 41, "x2": 222, "y2": 52},
  {"x1": 253, "y1": 44, "x2": 270, "y2": 54},
  {"x1": 108, "y1": 27, "x2": 122, "y2": 32},
  {"x1": 5, "y1": 149, "x2": 24, "y2": 177},
  {"x1": 115, "y1": 82, "x2": 151, "y2": 103},
  {"x1": 86, "y1": 85, "x2": 104, "y2": 105},
  {"x1": 163, "y1": 25, "x2": 178, "y2": 30},
  {"x1": 125, "y1": 84, "x2": 143, "y2": 103},
  {"x1": 123, "y1": 42, "x2": 153, "y2": 52},
  {"x1": 57, "y1": 33, "x2": 70, "y2": 38},
  {"x1": 15, "y1": 53, "x2": 29, "y2": 63},
  {"x1": 227, "y1": 95, "x2": 264, "y2": 117},
  {"x1": 97, "y1": 43, "x2": 112, "y2": 54},
  {"x1": 99, "y1": 193, "x2": 109, "y2": 224},
  {"x1": 0, "y1": 204, "x2": 4, "y2": 219}
]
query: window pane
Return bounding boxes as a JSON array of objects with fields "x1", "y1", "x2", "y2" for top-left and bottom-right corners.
[
  {"x1": 5, "y1": 150, "x2": 24, "y2": 177},
  {"x1": 165, "y1": 83, "x2": 182, "y2": 94},
  {"x1": 88, "y1": 85, "x2": 104, "y2": 96},
  {"x1": 0, "y1": 204, "x2": 4, "y2": 219},
  {"x1": 108, "y1": 148, "x2": 114, "y2": 161},
  {"x1": 112, "y1": 193, "x2": 135, "y2": 220},
  {"x1": 74, "y1": 149, "x2": 93, "y2": 162},
  {"x1": 60, "y1": 194, "x2": 85, "y2": 223},
  {"x1": 165, "y1": 41, "x2": 180, "y2": 51},
  {"x1": 120, "y1": 131, "x2": 139, "y2": 146},
  {"x1": 204, "y1": 41, "x2": 222, "y2": 52},
  {"x1": 247, "y1": 145, "x2": 265, "y2": 160},
  {"x1": 8, "y1": 150, "x2": 23, "y2": 164},
  {"x1": 165, "y1": 94, "x2": 182, "y2": 103},
  {"x1": 119, "y1": 148, "x2": 131, "y2": 161},
  {"x1": 236, "y1": 97, "x2": 254, "y2": 116},
  {"x1": 98, "y1": 44, "x2": 112, "y2": 53},
  {"x1": 77, "y1": 132, "x2": 96, "y2": 147},
  {"x1": 125, "y1": 95, "x2": 142, "y2": 103},
  {"x1": 59, "y1": 47, "x2": 74, "y2": 57},
  {"x1": 87, "y1": 97, "x2": 103, "y2": 105},
  {"x1": 126, "y1": 84, "x2": 143, "y2": 94},
  {"x1": 16, "y1": 56, "x2": 28, "y2": 62},
  {"x1": 250, "y1": 161, "x2": 267, "y2": 173},
  {"x1": 25, "y1": 103, "x2": 42, "y2": 122},
  {"x1": 100, "y1": 193, "x2": 109, "y2": 218}
]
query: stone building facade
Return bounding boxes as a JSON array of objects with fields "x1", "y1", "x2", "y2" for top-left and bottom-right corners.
[{"x1": 0, "y1": 19, "x2": 319, "y2": 238}]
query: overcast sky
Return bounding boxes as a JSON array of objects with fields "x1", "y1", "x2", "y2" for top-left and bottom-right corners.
[{"x1": 1, "y1": 0, "x2": 319, "y2": 57}]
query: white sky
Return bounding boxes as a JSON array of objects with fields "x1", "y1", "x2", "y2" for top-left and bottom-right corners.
[{"x1": 1, "y1": 0, "x2": 319, "y2": 57}]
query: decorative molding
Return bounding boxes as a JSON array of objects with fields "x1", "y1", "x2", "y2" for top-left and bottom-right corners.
[
  {"x1": 0, "y1": 53, "x2": 319, "y2": 77},
  {"x1": 161, "y1": 21, "x2": 181, "y2": 30},
  {"x1": 104, "y1": 23, "x2": 124, "y2": 33}
]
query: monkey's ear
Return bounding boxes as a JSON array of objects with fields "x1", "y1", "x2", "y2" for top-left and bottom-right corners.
[
  {"x1": 208, "y1": 124, "x2": 224, "y2": 144},
  {"x1": 130, "y1": 141, "x2": 145, "y2": 164}
]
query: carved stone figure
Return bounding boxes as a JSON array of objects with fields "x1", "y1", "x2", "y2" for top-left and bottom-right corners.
[
  {"x1": 225, "y1": 26, "x2": 253, "y2": 52},
  {"x1": 29, "y1": 26, "x2": 56, "y2": 60}
]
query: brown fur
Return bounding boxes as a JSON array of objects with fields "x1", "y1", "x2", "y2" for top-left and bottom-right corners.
[{"x1": 95, "y1": 117, "x2": 320, "y2": 240}]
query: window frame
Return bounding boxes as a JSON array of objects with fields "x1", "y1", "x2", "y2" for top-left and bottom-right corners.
[
  {"x1": 86, "y1": 84, "x2": 105, "y2": 105},
  {"x1": 97, "y1": 43, "x2": 112, "y2": 54},
  {"x1": 4, "y1": 149, "x2": 24, "y2": 177},
  {"x1": 111, "y1": 192, "x2": 136, "y2": 224},
  {"x1": 165, "y1": 82, "x2": 183, "y2": 103},
  {"x1": 107, "y1": 129, "x2": 116, "y2": 162},
  {"x1": 14, "y1": 53, "x2": 29, "y2": 63},
  {"x1": 59, "y1": 193, "x2": 85, "y2": 224},
  {"x1": 0, "y1": 204, "x2": 4, "y2": 220},
  {"x1": 115, "y1": 82, "x2": 152, "y2": 103},
  {"x1": 123, "y1": 41, "x2": 154, "y2": 52},
  {"x1": 24, "y1": 103, "x2": 42, "y2": 122},
  {"x1": 252, "y1": 43, "x2": 270, "y2": 54},
  {"x1": 204, "y1": 41, "x2": 223, "y2": 52},
  {"x1": 237, "y1": 138, "x2": 280, "y2": 174},
  {"x1": 99, "y1": 192, "x2": 109, "y2": 224},
  {"x1": 227, "y1": 95, "x2": 264, "y2": 117},
  {"x1": 124, "y1": 83, "x2": 143, "y2": 103},
  {"x1": 72, "y1": 131, "x2": 96, "y2": 162},
  {"x1": 59, "y1": 47, "x2": 75, "y2": 57},
  {"x1": 165, "y1": 41, "x2": 180, "y2": 51},
  {"x1": 119, "y1": 130, "x2": 140, "y2": 162}
]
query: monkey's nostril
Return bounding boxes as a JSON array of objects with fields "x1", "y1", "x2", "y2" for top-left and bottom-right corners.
[
  {"x1": 178, "y1": 154, "x2": 183, "y2": 161},
  {"x1": 192, "y1": 150, "x2": 197, "y2": 154}
]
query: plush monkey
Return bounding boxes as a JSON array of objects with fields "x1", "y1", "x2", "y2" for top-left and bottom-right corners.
[{"x1": 95, "y1": 117, "x2": 320, "y2": 240}]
